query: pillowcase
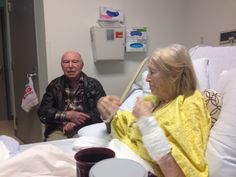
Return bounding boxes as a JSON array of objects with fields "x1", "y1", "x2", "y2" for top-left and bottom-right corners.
[
  {"x1": 141, "y1": 70, "x2": 151, "y2": 95},
  {"x1": 213, "y1": 67, "x2": 236, "y2": 131},
  {"x1": 215, "y1": 70, "x2": 233, "y2": 94},
  {"x1": 202, "y1": 89, "x2": 222, "y2": 128},
  {"x1": 208, "y1": 56, "x2": 236, "y2": 90},
  {"x1": 206, "y1": 67, "x2": 236, "y2": 177},
  {"x1": 189, "y1": 45, "x2": 236, "y2": 90},
  {"x1": 192, "y1": 58, "x2": 210, "y2": 91}
]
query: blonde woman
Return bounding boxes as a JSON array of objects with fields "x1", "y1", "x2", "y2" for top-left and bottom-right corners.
[{"x1": 97, "y1": 44, "x2": 211, "y2": 177}]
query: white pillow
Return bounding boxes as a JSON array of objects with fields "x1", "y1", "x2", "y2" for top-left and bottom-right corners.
[
  {"x1": 206, "y1": 67, "x2": 236, "y2": 177},
  {"x1": 189, "y1": 46, "x2": 236, "y2": 90},
  {"x1": 209, "y1": 56, "x2": 236, "y2": 90},
  {"x1": 72, "y1": 136, "x2": 110, "y2": 151},
  {"x1": 77, "y1": 123, "x2": 110, "y2": 139},
  {"x1": 213, "y1": 67, "x2": 236, "y2": 135},
  {"x1": 192, "y1": 58, "x2": 209, "y2": 91},
  {"x1": 119, "y1": 89, "x2": 143, "y2": 111},
  {"x1": 141, "y1": 70, "x2": 151, "y2": 95},
  {"x1": 215, "y1": 70, "x2": 232, "y2": 94}
]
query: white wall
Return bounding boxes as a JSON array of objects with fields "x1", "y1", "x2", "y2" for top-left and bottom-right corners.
[
  {"x1": 185, "y1": 0, "x2": 236, "y2": 48},
  {"x1": 42, "y1": 0, "x2": 186, "y2": 96},
  {"x1": 41, "y1": 0, "x2": 236, "y2": 96}
]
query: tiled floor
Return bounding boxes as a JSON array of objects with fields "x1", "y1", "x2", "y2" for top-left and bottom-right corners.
[{"x1": 0, "y1": 120, "x2": 24, "y2": 144}]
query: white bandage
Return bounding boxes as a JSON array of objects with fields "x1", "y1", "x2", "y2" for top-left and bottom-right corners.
[{"x1": 136, "y1": 116, "x2": 171, "y2": 163}]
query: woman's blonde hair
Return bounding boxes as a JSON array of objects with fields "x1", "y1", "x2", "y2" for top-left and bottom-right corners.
[{"x1": 149, "y1": 44, "x2": 197, "y2": 96}]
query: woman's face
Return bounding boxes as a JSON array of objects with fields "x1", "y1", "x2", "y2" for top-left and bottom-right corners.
[{"x1": 146, "y1": 61, "x2": 168, "y2": 99}]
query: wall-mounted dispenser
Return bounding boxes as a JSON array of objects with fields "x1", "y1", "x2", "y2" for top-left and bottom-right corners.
[
  {"x1": 126, "y1": 27, "x2": 147, "y2": 52},
  {"x1": 90, "y1": 25, "x2": 125, "y2": 62}
]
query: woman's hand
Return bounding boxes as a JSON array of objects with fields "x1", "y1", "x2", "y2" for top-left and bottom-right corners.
[
  {"x1": 133, "y1": 97, "x2": 154, "y2": 118},
  {"x1": 97, "y1": 96, "x2": 121, "y2": 120}
]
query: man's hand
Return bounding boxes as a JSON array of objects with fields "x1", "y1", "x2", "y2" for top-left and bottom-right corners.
[
  {"x1": 65, "y1": 111, "x2": 90, "y2": 125},
  {"x1": 63, "y1": 122, "x2": 77, "y2": 133}
]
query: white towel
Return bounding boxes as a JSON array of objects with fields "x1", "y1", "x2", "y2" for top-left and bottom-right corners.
[{"x1": 73, "y1": 136, "x2": 110, "y2": 151}]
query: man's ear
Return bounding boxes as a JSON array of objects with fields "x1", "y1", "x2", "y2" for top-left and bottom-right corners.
[{"x1": 81, "y1": 62, "x2": 84, "y2": 69}]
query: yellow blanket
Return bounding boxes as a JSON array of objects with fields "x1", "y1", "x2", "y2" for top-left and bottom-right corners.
[{"x1": 111, "y1": 90, "x2": 211, "y2": 177}]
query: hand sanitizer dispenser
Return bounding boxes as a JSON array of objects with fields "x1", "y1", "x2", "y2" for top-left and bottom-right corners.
[{"x1": 90, "y1": 25, "x2": 125, "y2": 62}]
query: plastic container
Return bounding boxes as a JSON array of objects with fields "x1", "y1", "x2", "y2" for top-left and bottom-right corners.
[
  {"x1": 74, "y1": 147, "x2": 115, "y2": 177},
  {"x1": 89, "y1": 158, "x2": 148, "y2": 177}
]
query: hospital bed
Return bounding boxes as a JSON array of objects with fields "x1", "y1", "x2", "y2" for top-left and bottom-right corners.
[
  {"x1": 78, "y1": 45, "x2": 236, "y2": 177},
  {"x1": 1, "y1": 45, "x2": 236, "y2": 177}
]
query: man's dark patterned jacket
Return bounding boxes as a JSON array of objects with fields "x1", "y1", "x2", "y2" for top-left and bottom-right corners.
[{"x1": 37, "y1": 72, "x2": 106, "y2": 138}]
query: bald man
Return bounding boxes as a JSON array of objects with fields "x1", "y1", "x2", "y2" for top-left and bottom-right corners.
[{"x1": 38, "y1": 51, "x2": 106, "y2": 141}]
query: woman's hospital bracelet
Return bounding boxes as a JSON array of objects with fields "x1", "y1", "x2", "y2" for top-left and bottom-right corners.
[
  {"x1": 101, "y1": 112, "x2": 116, "y2": 123},
  {"x1": 101, "y1": 116, "x2": 111, "y2": 123}
]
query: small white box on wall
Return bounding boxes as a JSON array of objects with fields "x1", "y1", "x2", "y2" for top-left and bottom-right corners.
[
  {"x1": 90, "y1": 25, "x2": 125, "y2": 62},
  {"x1": 126, "y1": 27, "x2": 147, "y2": 52},
  {"x1": 99, "y1": 7, "x2": 124, "y2": 23}
]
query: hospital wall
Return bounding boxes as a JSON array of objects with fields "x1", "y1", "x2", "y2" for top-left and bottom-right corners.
[
  {"x1": 185, "y1": 0, "x2": 236, "y2": 47},
  {"x1": 42, "y1": 0, "x2": 236, "y2": 96},
  {"x1": 42, "y1": 0, "x2": 186, "y2": 96}
]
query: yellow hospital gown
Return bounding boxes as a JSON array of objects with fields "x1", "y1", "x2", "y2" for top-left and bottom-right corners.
[{"x1": 111, "y1": 90, "x2": 211, "y2": 177}]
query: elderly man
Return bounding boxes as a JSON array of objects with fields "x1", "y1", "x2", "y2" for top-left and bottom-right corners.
[{"x1": 38, "y1": 51, "x2": 106, "y2": 141}]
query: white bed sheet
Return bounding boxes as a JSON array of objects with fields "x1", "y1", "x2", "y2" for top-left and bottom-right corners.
[
  {"x1": 19, "y1": 138, "x2": 77, "y2": 154},
  {"x1": 0, "y1": 143, "x2": 76, "y2": 177}
]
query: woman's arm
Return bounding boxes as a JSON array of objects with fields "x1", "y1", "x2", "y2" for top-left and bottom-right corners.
[
  {"x1": 159, "y1": 153, "x2": 185, "y2": 177},
  {"x1": 133, "y1": 98, "x2": 186, "y2": 177},
  {"x1": 136, "y1": 117, "x2": 186, "y2": 177}
]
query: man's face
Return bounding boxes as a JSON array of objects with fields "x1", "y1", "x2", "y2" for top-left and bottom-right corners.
[{"x1": 61, "y1": 52, "x2": 83, "y2": 80}]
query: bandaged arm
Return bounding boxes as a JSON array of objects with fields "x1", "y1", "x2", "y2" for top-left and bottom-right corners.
[{"x1": 137, "y1": 116, "x2": 186, "y2": 177}]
